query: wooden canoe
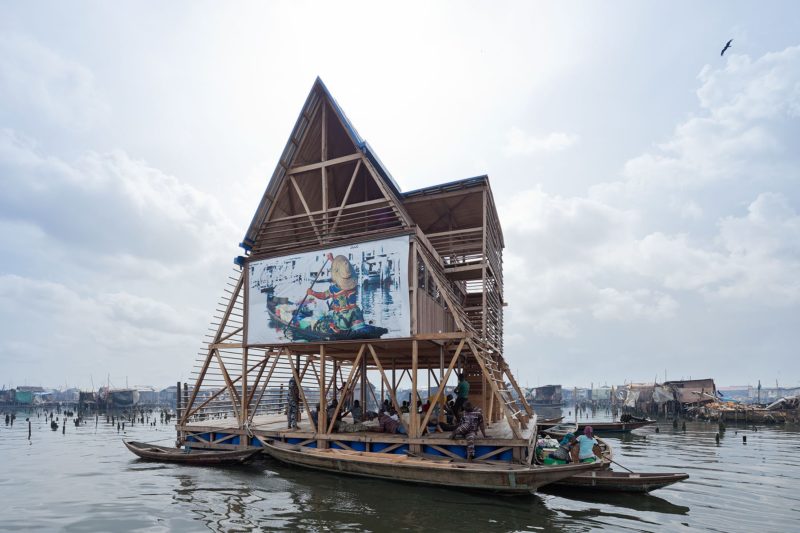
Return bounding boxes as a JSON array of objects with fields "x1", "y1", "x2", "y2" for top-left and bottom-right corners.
[
  {"x1": 551, "y1": 438, "x2": 689, "y2": 492},
  {"x1": 551, "y1": 470, "x2": 689, "y2": 492},
  {"x1": 538, "y1": 416, "x2": 564, "y2": 428},
  {"x1": 262, "y1": 440, "x2": 602, "y2": 494},
  {"x1": 124, "y1": 441, "x2": 262, "y2": 465},
  {"x1": 576, "y1": 420, "x2": 655, "y2": 433},
  {"x1": 542, "y1": 422, "x2": 578, "y2": 439}
]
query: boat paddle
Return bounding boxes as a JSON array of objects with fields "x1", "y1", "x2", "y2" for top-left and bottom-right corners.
[
  {"x1": 609, "y1": 457, "x2": 635, "y2": 473},
  {"x1": 283, "y1": 253, "x2": 332, "y2": 335}
]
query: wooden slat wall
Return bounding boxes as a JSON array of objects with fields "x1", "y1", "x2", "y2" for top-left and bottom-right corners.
[{"x1": 415, "y1": 290, "x2": 455, "y2": 334}]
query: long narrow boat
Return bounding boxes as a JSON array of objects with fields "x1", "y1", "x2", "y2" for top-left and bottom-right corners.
[
  {"x1": 262, "y1": 439, "x2": 602, "y2": 494},
  {"x1": 542, "y1": 422, "x2": 578, "y2": 438},
  {"x1": 576, "y1": 420, "x2": 655, "y2": 433},
  {"x1": 538, "y1": 416, "x2": 564, "y2": 427},
  {"x1": 124, "y1": 441, "x2": 262, "y2": 465},
  {"x1": 549, "y1": 438, "x2": 689, "y2": 493},
  {"x1": 553, "y1": 470, "x2": 690, "y2": 492}
]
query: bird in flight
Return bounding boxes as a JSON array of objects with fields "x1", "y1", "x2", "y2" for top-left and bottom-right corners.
[{"x1": 721, "y1": 39, "x2": 733, "y2": 56}]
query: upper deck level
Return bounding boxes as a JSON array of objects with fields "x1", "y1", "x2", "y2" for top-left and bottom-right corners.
[{"x1": 239, "y1": 79, "x2": 503, "y2": 351}]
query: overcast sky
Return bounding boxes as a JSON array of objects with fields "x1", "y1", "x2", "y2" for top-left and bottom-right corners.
[{"x1": 1, "y1": 1, "x2": 798, "y2": 390}]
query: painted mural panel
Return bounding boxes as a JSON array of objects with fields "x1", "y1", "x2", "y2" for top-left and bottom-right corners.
[{"x1": 246, "y1": 235, "x2": 410, "y2": 344}]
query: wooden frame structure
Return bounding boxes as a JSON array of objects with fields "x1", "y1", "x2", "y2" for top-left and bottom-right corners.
[{"x1": 177, "y1": 78, "x2": 534, "y2": 462}]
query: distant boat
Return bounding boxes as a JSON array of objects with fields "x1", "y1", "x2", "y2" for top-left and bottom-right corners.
[
  {"x1": 542, "y1": 422, "x2": 578, "y2": 439},
  {"x1": 538, "y1": 416, "x2": 564, "y2": 428},
  {"x1": 124, "y1": 441, "x2": 261, "y2": 465},
  {"x1": 576, "y1": 420, "x2": 655, "y2": 433}
]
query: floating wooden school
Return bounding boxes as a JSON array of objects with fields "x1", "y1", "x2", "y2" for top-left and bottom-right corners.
[{"x1": 175, "y1": 79, "x2": 596, "y2": 491}]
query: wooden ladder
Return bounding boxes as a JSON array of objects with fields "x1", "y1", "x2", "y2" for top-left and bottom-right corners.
[{"x1": 468, "y1": 340, "x2": 530, "y2": 439}]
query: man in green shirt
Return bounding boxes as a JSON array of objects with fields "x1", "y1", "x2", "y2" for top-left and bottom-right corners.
[{"x1": 454, "y1": 373, "x2": 469, "y2": 417}]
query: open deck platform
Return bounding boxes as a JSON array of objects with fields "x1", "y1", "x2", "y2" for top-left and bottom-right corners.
[{"x1": 180, "y1": 413, "x2": 535, "y2": 463}]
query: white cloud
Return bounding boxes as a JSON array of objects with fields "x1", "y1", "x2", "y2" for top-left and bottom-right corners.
[
  {"x1": 0, "y1": 32, "x2": 109, "y2": 129},
  {"x1": 503, "y1": 127, "x2": 579, "y2": 155},
  {"x1": 0, "y1": 128, "x2": 238, "y2": 263},
  {"x1": 0, "y1": 274, "x2": 202, "y2": 386}
]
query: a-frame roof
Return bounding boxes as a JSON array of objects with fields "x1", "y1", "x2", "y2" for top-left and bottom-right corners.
[{"x1": 242, "y1": 78, "x2": 403, "y2": 248}]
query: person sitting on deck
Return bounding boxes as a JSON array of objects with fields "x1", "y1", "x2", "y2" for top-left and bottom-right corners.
[
  {"x1": 454, "y1": 374, "x2": 469, "y2": 417},
  {"x1": 371, "y1": 412, "x2": 407, "y2": 434},
  {"x1": 305, "y1": 254, "x2": 367, "y2": 335},
  {"x1": 420, "y1": 398, "x2": 431, "y2": 415},
  {"x1": 450, "y1": 401, "x2": 486, "y2": 461},
  {"x1": 286, "y1": 378, "x2": 300, "y2": 430},
  {"x1": 548, "y1": 433, "x2": 577, "y2": 463},
  {"x1": 400, "y1": 401, "x2": 410, "y2": 413},
  {"x1": 350, "y1": 400, "x2": 364, "y2": 423},
  {"x1": 575, "y1": 426, "x2": 602, "y2": 463}
]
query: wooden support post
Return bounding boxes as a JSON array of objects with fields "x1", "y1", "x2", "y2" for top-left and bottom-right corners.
[
  {"x1": 241, "y1": 346, "x2": 248, "y2": 426},
  {"x1": 287, "y1": 350, "x2": 316, "y2": 433},
  {"x1": 411, "y1": 242, "x2": 418, "y2": 335},
  {"x1": 319, "y1": 345, "x2": 327, "y2": 448},
  {"x1": 419, "y1": 339, "x2": 465, "y2": 432},
  {"x1": 360, "y1": 351, "x2": 367, "y2": 408},
  {"x1": 249, "y1": 352, "x2": 282, "y2": 424},
  {"x1": 410, "y1": 340, "x2": 420, "y2": 451}
]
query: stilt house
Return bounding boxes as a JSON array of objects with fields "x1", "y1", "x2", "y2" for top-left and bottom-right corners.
[{"x1": 177, "y1": 78, "x2": 535, "y2": 462}]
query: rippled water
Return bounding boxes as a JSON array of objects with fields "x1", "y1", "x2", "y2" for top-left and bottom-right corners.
[{"x1": 1, "y1": 408, "x2": 798, "y2": 532}]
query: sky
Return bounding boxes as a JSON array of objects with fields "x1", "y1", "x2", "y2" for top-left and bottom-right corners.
[{"x1": 0, "y1": 1, "x2": 798, "y2": 391}]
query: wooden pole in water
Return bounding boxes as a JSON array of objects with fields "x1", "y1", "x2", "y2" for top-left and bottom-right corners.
[
  {"x1": 176, "y1": 381, "x2": 182, "y2": 445},
  {"x1": 28, "y1": 418, "x2": 31, "y2": 440}
]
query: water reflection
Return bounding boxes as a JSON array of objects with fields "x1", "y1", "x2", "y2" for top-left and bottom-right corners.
[{"x1": 1, "y1": 408, "x2": 799, "y2": 531}]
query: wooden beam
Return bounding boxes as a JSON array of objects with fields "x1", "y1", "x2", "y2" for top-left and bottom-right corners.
[
  {"x1": 410, "y1": 340, "x2": 419, "y2": 440},
  {"x1": 326, "y1": 345, "x2": 365, "y2": 434},
  {"x1": 289, "y1": 175, "x2": 322, "y2": 243},
  {"x1": 248, "y1": 350, "x2": 282, "y2": 424},
  {"x1": 319, "y1": 345, "x2": 326, "y2": 447},
  {"x1": 368, "y1": 344, "x2": 407, "y2": 433},
  {"x1": 418, "y1": 339, "x2": 464, "y2": 432},
  {"x1": 287, "y1": 350, "x2": 316, "y2": 433},
  {"x1": 476, "y1": 446, "x2": 512, "y2": 461},
  {"x1": 287, "y1": 152, "x2": 362, "y2": 175},
  {"x1": 186, "y1": 353, "x2": 269, "y2": 420},
  {"x1": 217, "y1": 326, "x2": 244, "y2": 343},
  {"x1": 411, "y1": 241, "x2": 418, "y2": 335},
  {"x1": 321, "y1": 104, "x2": 328, "y2": 235},
  {"x1": 330, "y1": 159, "x2": 362, "y2": 234},
  {"x1": 213, "y1": 348, "x2": 241, "y2": 424},
  {"x1": 182, "y1": 272, "x2": 243, "y2": 423}
]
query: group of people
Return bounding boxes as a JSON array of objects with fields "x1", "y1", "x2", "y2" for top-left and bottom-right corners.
[
  {"x1": 283, "y1": 373, "x2": 486, "y2": 460},
  {"x1": 548, "y1": 426, "x2": 602, "y2": 463}
]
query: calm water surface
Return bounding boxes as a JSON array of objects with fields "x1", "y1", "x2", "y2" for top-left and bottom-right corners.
[{"x1": 1, "y1": 408, "x2": 798, "y2": 532}]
